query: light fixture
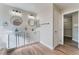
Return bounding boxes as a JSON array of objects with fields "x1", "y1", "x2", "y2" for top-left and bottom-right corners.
[
  {"x1": 28, "y1": 14, "x2": 35, "y2": 19},
  {"x1": 10, "y1": 9, "x2": 23, "y2": 17}
]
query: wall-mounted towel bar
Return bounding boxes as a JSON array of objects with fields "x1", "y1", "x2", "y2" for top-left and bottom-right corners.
[{"x1": 40, "y1": 23, "x2": 50, "y2": 25}]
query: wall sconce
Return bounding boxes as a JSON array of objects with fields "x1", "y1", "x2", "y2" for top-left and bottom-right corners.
[{"x1": 28, "y1": 14, "x2": 35, "y2": 19}]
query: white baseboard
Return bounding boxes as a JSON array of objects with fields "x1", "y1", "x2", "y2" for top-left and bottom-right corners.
[
  {"x1": 40, "y1": 41, "x2": 53, "y2": 50},
  {"x1": 72, "y1": 39, "x2": 78, "y2": 43}
]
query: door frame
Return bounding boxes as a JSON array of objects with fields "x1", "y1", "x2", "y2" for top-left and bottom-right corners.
[{"x1": 61, "y1": 9, "x2": 79, "y2": 45}]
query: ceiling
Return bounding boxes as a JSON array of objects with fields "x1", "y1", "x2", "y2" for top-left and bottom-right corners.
[
  {"x1": 4, "y1": 3, "x2": 36, "y2": 12},
  {"x1": 54, "y1": 3, "x2": 79, "y2": 10},
  {"x1": 4, "y1": 3, "x2": 79, "y2": 11},
  {"x1": 4, "y1": 3, "x2": 51, "y2": 14}
]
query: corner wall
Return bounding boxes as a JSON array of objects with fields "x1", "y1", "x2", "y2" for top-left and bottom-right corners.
[{"x1": 34, "y1": 4, "x2": 53, "y2": 49}]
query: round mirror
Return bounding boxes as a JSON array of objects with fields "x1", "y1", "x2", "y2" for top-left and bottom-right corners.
[{"x1": 10, "y1": 16, "x2": 23, "y2": 26}]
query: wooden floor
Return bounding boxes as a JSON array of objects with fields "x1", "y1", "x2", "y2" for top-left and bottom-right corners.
[
  {"x1": 1, "y1": 37, "x2": 79, "y2": 55},
  {"x1": 54, "y1": 37, "x2": 79, "y2": 55},
  {"x1": 7, "y1": 40, "x2": 79, "y2": 55}
]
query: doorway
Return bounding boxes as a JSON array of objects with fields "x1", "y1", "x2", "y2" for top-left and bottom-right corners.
[{"x1": 63, "y1": 12, "x2": 78, "y2": 48}]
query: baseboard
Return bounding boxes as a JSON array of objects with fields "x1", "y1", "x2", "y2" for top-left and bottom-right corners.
[
  {"x1": 40, "y1": 41, "x2": 53, "y2": 50},
  {"x1": 72, "y1": 39, "x2": 78, "y2": 43}
]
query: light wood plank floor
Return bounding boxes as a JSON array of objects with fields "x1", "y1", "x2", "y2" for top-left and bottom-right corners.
[
  {"x1": 2, "y1": 37, "x2": 79, "y2": 55},
  {"x1": 7, "y1": 42, "x2": 79, "y2": 55}
]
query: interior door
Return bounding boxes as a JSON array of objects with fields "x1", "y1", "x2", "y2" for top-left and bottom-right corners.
[{"x1": 53, "y1": 7, "x2": 60, "y2": 48}]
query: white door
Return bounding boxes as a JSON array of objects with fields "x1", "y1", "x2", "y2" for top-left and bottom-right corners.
[{"x1": 53, "y1": 8, "x2": 60, "y2": 48}]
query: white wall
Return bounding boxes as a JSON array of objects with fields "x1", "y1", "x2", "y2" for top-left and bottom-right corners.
[{"x1": 34, "y1": 4, "x2": 53, "y2": 49}]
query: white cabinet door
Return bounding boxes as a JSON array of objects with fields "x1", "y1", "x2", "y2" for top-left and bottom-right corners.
[
  {"x1": 9, "y1": 34, "x2": 16, "y2": 48},
  {"x1": 18, "y1": 34, "x2": 24, "y2": 47},
  {"x1": 0, "y1": 34, "x2": 8, "y2": 49},
  {"x1": 25, "y1": 33, "x2": 30, "y2": 45}
]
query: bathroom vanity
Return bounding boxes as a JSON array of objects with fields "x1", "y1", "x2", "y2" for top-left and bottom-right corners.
[{"x1": 0, "y1": 4, "x2": 40, "y2": 49}]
